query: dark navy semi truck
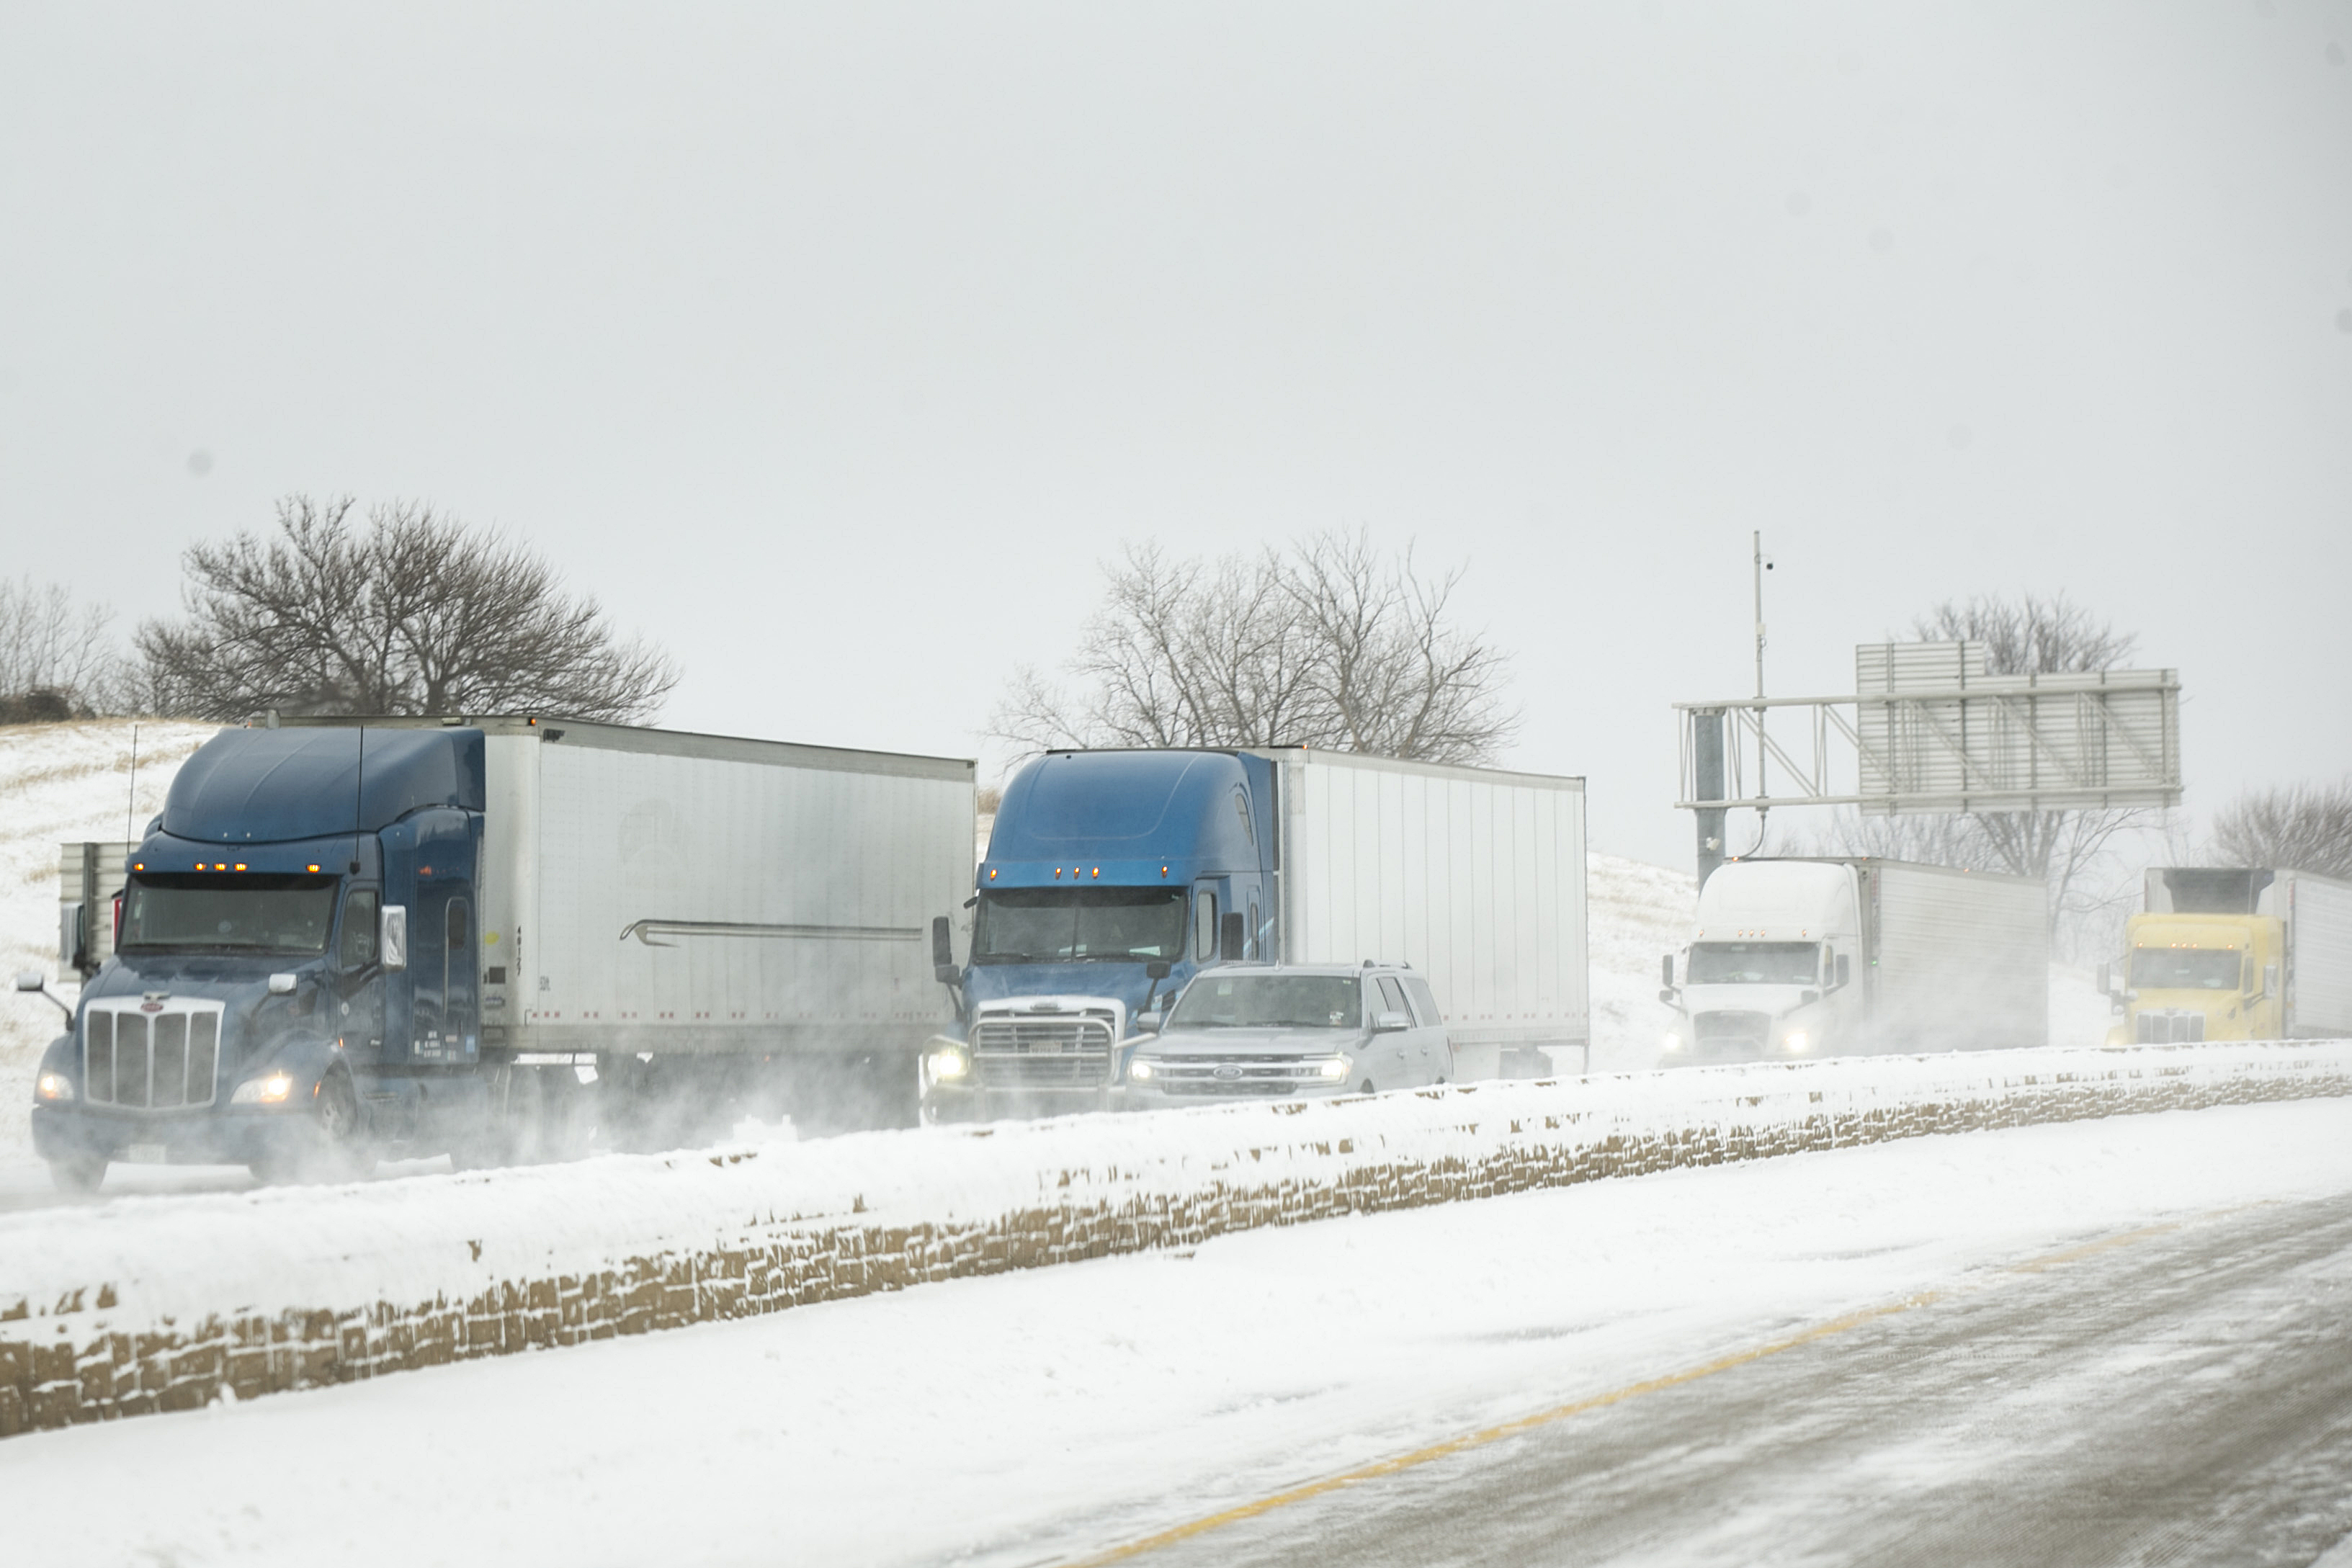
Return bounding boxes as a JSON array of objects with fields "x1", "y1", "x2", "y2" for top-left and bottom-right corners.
[
  {"x1": 22, "y1": 716, "x2": 974, "y2": 1190},
  {"x1": 916, "y1": 746, "x2": 1591, "y2": 1119}
]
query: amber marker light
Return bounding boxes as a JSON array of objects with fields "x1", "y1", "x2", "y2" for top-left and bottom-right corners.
[
  {"x1": 1091, "y1": 867, "x2": 1100, "y2": 878},
  {"x1": 306, "y1": 864, "x2": 321, "y2": 873},
  {"x1": 234, "y1": 864, "x2": 247, "y2": 872}
]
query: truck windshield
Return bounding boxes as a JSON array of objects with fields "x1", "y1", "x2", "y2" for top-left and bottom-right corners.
[
  {"x1": 1169, "y1": 975, "x2": 1362, "y2": 1030},
  {"x1": 973, "y1": 887, "x2": 1188, "y2": 963},
  {"x1": 2129, "y1": 947, "x2": 2244, "y2": 990},
  {"x1": 1689, "y1": 941, "x2": 1822, "y2": 986},
  {"x1": 122, "y1": 874, "x2": 341, "y2": 954}
]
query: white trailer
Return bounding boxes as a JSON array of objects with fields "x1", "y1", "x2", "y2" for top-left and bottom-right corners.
[
  {"x1": 1663, "y1": 857, "x2": 2046, "y2": 1063},
  {"x1": 327, "y1": 716, "x2": 977, "y2": 1136},
  {"x1": 1271, "y1": 749, "x2": 1589, "y2": 1078}
]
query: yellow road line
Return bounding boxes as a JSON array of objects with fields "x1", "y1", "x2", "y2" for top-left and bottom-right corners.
[
  {"x1": 2000, "y1": 1220, "x2": 2181, "y2": 1274},
  {"x1": 1065, "y1": 1217, "x2": 2202, "y2": 1566}
]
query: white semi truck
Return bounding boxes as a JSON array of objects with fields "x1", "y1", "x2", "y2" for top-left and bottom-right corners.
[{"x1": 1658, "y1": 857, "x2": 2047, "y2": 1064}]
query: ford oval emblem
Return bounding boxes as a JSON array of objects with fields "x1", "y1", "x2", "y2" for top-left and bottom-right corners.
[
  {"x1": 1212, "y1": 1065, "x2": 1243, "y2": 1080},
  {"x1": 140, "y1": 1001, "x2": 164, "y2": 1013}
]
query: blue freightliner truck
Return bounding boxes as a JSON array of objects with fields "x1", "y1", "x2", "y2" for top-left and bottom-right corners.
[
  {"x1": 23, "y1": 715, "x2": 974, "y2": 1190},
  {"x1": 917, "y1": 747, "x2": 1591, "y2": 1119}
]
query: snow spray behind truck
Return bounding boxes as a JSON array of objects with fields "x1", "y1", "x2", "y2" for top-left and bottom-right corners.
[
  {"x1": 918, "y1": 747, "x2": 1589, "y2": 1119},
  {"x1": 2103, "y1": 867, "x2": 2352, "y2": 1043},
  {"x1": 21, "y1": 717, "x2": 973, "y2": 1189},
  {"x1": 1659, "y1": 857, "x2": 2047, "y2": 1063}
]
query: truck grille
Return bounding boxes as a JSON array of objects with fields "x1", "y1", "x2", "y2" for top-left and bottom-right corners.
[
  {"x1": 2136, "y1": 1011, "x2": 2206, "y2": 1044},
  {"x1": 1692, "y1": 1011, "x2": 1771, "y2": 1057},
  {"x1": 1152, "y1": 1058, "x2": 1313, "y2": 1093},
  {"x1": 84, "y1": 1002, "x2": 225, "y2": 1110},
  {"x1": 971, "y1": 1014, "x2": 1117, "y2": 1090}
]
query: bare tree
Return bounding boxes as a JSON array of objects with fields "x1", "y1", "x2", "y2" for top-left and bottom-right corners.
[
  {"x1": 2209, "y1": 779, "x2": 2352, "y2": 879},
  {"x1": 992, "y1": 530, "x2": 1516, "y2": 765},
  {"x1": 0, "y1": 578, "x2": 128, "y2": 719},
  {"x1": 136, "y1": 496, "x2": 681, "y2": 722},
  {"x1": 1819, "y1": 591, "x2": 2153, "y2": 959}
]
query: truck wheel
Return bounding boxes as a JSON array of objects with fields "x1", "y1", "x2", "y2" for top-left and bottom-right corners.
[
  {"x1": 316, "y1": 1069, "x2": 378, "y2": 1181},
  {"x1": 48, "y1": 1153, "x2": 107, "y2": 1193}
]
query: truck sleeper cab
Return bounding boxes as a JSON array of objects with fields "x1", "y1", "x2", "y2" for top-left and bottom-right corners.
[
  {"x1": 923, "y1": 749, "x2": 1273, "y2": 1119},
  {"x1": 32, "y1": 726, "x2": 486, "y2": 1188}
]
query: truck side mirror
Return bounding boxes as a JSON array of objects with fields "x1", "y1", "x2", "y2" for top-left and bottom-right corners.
[
  {"x1": 1660, "y1": 954, "x2": 1674, "y2": 989},
  {"x1": 380, "y1": 905, "x2": 409, "y2": 971},
  {"x1": 1145, "y1": 959, "x2": 1172, "y2": 981},
  {"x1": 2097, "y1": 962, "x2": 2112, "y2": 999},
  {"x1": 2262, "y1": 962, "x2": 2278, "y2": 1000},
  {"x1": 1835, "y1": 955, "x2": 1851, "y2": 989},
  {"x1": 931, "y1": 915, "x2": 957, "y2": 984},
  {"x1": 1220, "y1": 911, "x2": 1245, "y2": 962},
  {"x1": 13, "y1": 969, "x2": 69, "y2": 1017}
]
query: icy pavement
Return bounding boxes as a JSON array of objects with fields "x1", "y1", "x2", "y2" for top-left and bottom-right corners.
[{"x1": 4, "y1": 1097, "x2": 2349, "y2": 1567}]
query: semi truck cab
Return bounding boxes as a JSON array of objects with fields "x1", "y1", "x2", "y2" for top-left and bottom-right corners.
[
  {"x1": 922, "y1": 749, "x2": 1275, "y2": 1118},
  {"x1": 29, "y1": 725, "x2": 492, "y2": 1188},
  {"x1": 1660, "y1": 860, "x2": 1859, "y2": 1062},
  {"x1": 2107, "y1": 869, "x2": 2291, "y2": 1044}
]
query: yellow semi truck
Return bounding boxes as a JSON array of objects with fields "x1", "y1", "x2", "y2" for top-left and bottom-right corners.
[{"x1": 2105, "y1": 867, "x2": 2352, "y2": 1043}]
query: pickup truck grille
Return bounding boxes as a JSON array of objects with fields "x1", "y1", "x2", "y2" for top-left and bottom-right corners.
[
  {"x1": 971, "y1": 1014, "x2": 1117, "y2": 1089},
  {"x1": 84, "y1": 1002, "x2": 225, "y2": 1111}
]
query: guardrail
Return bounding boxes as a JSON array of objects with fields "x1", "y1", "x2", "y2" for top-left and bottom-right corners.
[{"x1": 6, "y1": 1039, "x2": 2348, "y2": 1439}]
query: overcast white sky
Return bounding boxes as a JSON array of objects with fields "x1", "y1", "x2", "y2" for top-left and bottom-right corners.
[{"x1": 4, "y1": 1, "x2": 2348, "y2": 870}]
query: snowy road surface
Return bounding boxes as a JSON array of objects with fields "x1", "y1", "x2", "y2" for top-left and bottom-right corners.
[
  {"x1": 1105, "y1": 1191, "x2": 2352, "y2": 1567},
  {"x1": 4, "y1": 1099, "x2": 2350, "y2": 1567}
]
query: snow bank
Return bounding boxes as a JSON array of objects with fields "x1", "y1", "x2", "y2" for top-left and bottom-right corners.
[{"x1": 4, "y1": 1038, "x2": 2346, "y2": 1438}]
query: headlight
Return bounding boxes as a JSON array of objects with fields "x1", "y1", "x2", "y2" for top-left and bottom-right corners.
[
  {"x1": 231, "y1": 1071, "x2": 298, "y2": 1105},
  {"x1": 35, "y1": 1072, "x2": 75, "y2": 1103},
  {"x1": 1660, "y1": 1032, "x2": 1684, "y2": 1052},
  {"x1": 1127, "y1": 1057, "x2": 1155, "y2": 1081},
  {"x1": 924, "y1": 1045, "x2": 970, "y2": 1083},
  {"x1": 1316, "y1": 1056, "x2": 1350, "y2": 1080},
  {"x1": 1782, "y1": 1030, "x2": 1810, "y2": 1054}
]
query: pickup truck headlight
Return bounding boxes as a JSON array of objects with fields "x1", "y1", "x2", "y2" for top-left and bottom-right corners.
[
  {"x1": 1781, "y1": 1029, "x2": 1810, "y2": 1054},
  {"x1": 35, "y1": 1072, "x2": 75, "y2": 1103},
  {"x1": 1660, "y1": 1031, "x2": 1684, "y2": 1053},
  {"x1": 1315, "y1": 1056, "x2": 1350, "y2": 1080},
  {"x1": 231, "y1": 1071, "x2": 298, "y2": 1106},
  {"x1": 1127, "y1": 1057, "x2": 1156, "y2": 1082},
  {"x1": 924, "y1": 1043, "x2": 970, "y2": 1083}
]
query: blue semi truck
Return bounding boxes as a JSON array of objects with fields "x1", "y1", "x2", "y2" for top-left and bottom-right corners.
[
  {"x1": 22, "y1": 716, "x2": 975, "y2": 1189},
  {"x1": 917, "y1": 746, "x2": 1591, "y2": 1118}
]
